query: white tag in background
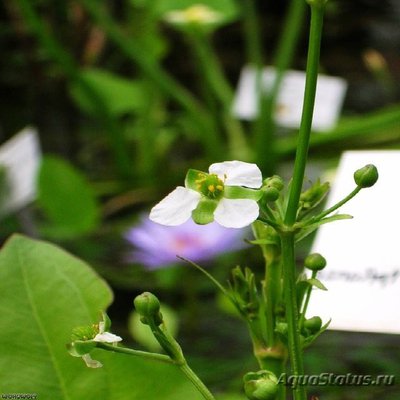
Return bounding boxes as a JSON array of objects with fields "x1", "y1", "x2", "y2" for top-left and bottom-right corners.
[
  {"x1": 232, "y1": 66, "x2": 348, "y2": 131},
  {"x1": 0, "y1": 127, "x2": 41, "y2": 215},
  {"x1": 308, "y1": 151, "x2": 400, "y2": 334}
]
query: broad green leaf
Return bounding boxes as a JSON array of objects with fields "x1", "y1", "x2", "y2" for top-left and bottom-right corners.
[
  {"x1": 70, "y1": 68, "x2": 147, "y2": 117},
  {"x1": 0, "y1": 235, "x2": 205, "y2": 399},
  {"x1": 0, "y1": 234, "x2": 112, "y2": 398},
  {"x1": 37, "y1": 155, "x2": 100, "y2": 238}
]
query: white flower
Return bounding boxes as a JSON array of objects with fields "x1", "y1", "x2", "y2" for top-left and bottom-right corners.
[
  {"x1": 164, "y1": 4, "x2": 223, "y2": 26},
  {"x1": 150, "y1": 161, "x2": 263, "y2": 228},
  {"x1": 94, "y1": 318, "x2": 122, "y2": 343},
  {"x1": 68, "y1": 312, "x2": 122, "y2": 369}
]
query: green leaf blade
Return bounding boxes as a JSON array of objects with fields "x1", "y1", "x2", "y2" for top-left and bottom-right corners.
[{"x1": 0, "y1": 234, "x2": 113, "y2": 398}]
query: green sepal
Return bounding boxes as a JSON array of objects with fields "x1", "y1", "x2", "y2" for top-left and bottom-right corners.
[
  {"x1": 302, "y1": 319, "x2": 331, "y2": 349},
  {"x1": 224, "y1": 186, "x2": 262, "y2": 201},
  {"x1": 306, "y1": 278, "x2": 328, "y2": 291},
  {"x1": 100, "y1": 311, "x2": 112, "y2": 332},
  {"x1": 191, "y1": 198, "x2": 218, "y2": 224},
  {"x1": 67, "y1": 340, "x2": 96, "y2": 357},
  {"x1": 184, "y1": 169, "x2": 205, "y2": 191}
]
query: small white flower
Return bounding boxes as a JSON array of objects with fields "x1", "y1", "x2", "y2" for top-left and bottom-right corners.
[
  {"x1": 94, "y1": 317, "x2": 122, "y2": 343},
  {"x1": 68, "y1": 312, "x2": 122, "y2": 369},
  {"x1": 164, "y1": 4, "x2": 223, "y2": 26},
  {"x1": 150, "y1": 161, "x2": 263, "y2": 228}
]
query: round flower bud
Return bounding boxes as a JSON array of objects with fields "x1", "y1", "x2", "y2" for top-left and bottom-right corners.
[
  {"x1": 243, "y1": 370, "x2": 279, "y2": 400},
  {"x1": 303, "y1": 316, "x2": 322, "y2": 333},
  {"x1": 354, "y1": 164, "x2": 378, "y2": 188},
  {"x1": 304, "y1": 253, "x2": 327, "y2": 271},
  {"x1": 263, "y1": 175, "x2": 284, "y2": 191},
  {"x1": 262, "y1": 187, "x2": 280, "y2": 202},
  {"x1": 134, "y1": 292, "x2": 163, "y2": 325}
]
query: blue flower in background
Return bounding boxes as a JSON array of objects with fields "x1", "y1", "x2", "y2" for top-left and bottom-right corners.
[{"x1": 125, "y1": 215, "x2": 248, "y2": 269}]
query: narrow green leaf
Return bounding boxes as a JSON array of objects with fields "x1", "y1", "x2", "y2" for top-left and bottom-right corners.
[{"x1": 295, "y1": 214, "x2": 353, "y2": 242}]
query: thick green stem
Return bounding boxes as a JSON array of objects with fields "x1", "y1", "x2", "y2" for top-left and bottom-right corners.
[
  {"x1": 279, "y1": 5, "x2": 326, "y2": 400},
  {"x1": 280, "y1": 233, "x2": 306, "y2": 400},
  {"x1": 285, "y1": 5, "x2": 325, "y2": 225}
]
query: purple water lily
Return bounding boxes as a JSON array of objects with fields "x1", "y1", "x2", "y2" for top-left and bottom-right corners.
[{"x1": 125, "y1": 215, "x2": 248, "y2": 269}]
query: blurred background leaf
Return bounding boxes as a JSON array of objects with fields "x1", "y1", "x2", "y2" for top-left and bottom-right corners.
[
  {"x1": 37, "y1": 155, "x2": 100, "y2": 239},
  {"x1": 70, "y1": 69, "x2": 148, "y2": 117}
]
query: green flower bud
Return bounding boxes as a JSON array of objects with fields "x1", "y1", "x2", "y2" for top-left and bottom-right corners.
[
  {"x1": 262, "y1": 187, "x2": 280, "y2": 202},
  {"x1": 354, "y1": 164, "x2": 378, "y2": 188},
  {"x1": 263, "y1": 175, "x2": 284, "y2": 191},
  {"x1": 303, "y1": 316, "x2": 322, "y2": 333},
  {"x1": 304, "y1": 253, "x2": 327, "y2": 271},
  {"x1": 243, "y1": 370, "x2": 279, "y2": 400},
  {"x1": 134, "y1": 292, "x2": 163, "y2": 325}
]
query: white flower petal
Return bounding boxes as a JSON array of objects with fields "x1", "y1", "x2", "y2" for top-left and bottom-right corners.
[
  {"x1": 214, "y1": 198, "x2": 259, "y2": 228},
  {"x1": 209, "y1": 161, "x2": 262, "y2": 188},
  {"x1": 82, "y1": 354, "x2": 103, "y2": 368},
  {"x1": 149, "y1": 187, "x2": 201, "y2": 226},
  {"x1": 93, "y1": 332, "x2": 122, "y2": 343}
]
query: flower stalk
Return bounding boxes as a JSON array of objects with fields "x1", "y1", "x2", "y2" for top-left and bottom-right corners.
[{"x1": 280, "y1": 2, "x2": 327, "y2": 400}]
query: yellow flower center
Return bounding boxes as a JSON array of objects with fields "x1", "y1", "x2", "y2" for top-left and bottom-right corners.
[{"x1": 195, "y1": 173, "x2": 225, "y2": 199}]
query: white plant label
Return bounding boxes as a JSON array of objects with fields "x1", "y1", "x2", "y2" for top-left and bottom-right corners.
[
  {"x1": 308, "y1": 151, "x2": 400, "y2": 333},
  {"x1": 232, "y1": 66, "x2": 347, "y2": 131},
  {"x1": 0, "y1": 127, "x2": 41, "y2": 215}
]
